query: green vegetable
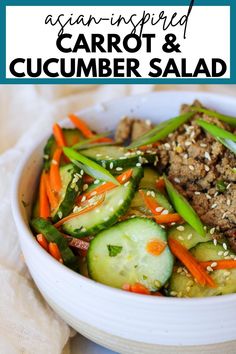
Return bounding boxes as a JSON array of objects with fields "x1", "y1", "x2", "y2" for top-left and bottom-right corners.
[
  {"x1": 216, "y1": 180, "x2": 227, "y2": 193},
  {"x1": 164, "y1": 176, "x2": 205, "y2": 237},
  {"x1": 72, "y1": 131, "x2": 112, "y2": 149},
  {"x1": 196, "y1": 119, "x2": 236, "y2": 142},
  {"x1": 128, "y1": 112, "x2": 194, "y2": 149},
  {"x1": 63, "y1": 147, "x2": 119, "y2": 185},
  {"x1": 191, "y1": 107, "x2": 236, "y2": 127},
  {"x1": 107, "y1": 245, "x2": 123, "y2": 257},
  {"x1": 217, "y1": 138, "x2": 236, "y2": 155}
]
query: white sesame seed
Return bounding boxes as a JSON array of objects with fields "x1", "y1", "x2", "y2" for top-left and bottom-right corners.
[
  {"x1": 200, "y1": 143, "x2": 207, "y2": 148},
  {"x1": 207, "y1": 266, "x2": 213, "y2": 272},
  {"x1": 91, "y1": 191, "x2": 97, "y2": 196},
  {"x1": 109, "y1": 162, "x2": 114, "y2": 170},
  {"x1": 178, "y1": 236, "x2": 184, "y2": 240},
  {"x1": 213, "y1": 239, "x2": 218, "y2": 246},
  {"x1": 184, "y1": 154, "x2": 188, "y2": 159},
  {"x1": 187, "y1": 234, "x2": 193, "y2": 240},
  {"x1": 155, "y1": 207, "x2": 163, "y2": 213},
  {"x1": 177, "y1": 226, "x2": 185, "y2": 231},
  {"x1": 170, "y1": 291, "x2": 177, "y2": 296},
  {"x1": 211, "y1": 262, "x2": 218, "y2": 268},
  {"x1": 222, "y1": 212, "x2": 227, "y2": 219},
  {"x1": 226, "y1": 183, "x2": 231, "y2": 190},
  {"x1": 204, "y1": 165, "x2": 210, "y2": 172},
  {"x1": 214, "y1": 192, "x2": 218, "y2": 198},
  {"x1": 195, "y1": 191, "x2": 201, "y2": 195},
  {"x1": 223, "y1": 243, "x2": 228, "y2": 250},
  {"x1": 206, "y1": 194, "x2": 212, "y2": 200},
  {"x1": 136, "y1": 163, "x2": 142, "y2": 167},
  {"x1": 161, "y1": 209, "x2": 169, "y2": 215},
  {"x1": 218, "y1": 251, "x2": 224, "y2": 256},
  {"x1": 81, "y1": 227, "x2": 87, "y2": 232},
  {"x1": 58, "y1": 211, "x2": 63, "y2": 219},
  {"x1": 224, "y1": 251, "x2": 229, "y2": 257},
  {"x1": 94, "y1": 179, "x2": 100, "y2": 185},
  {"x1": 81, "y1": 196, "x2": 87, "y2": 202},
  {"x1": 116, "y1": 167, "x2": 123, "y2": 171},
  {"x1": 124, "y1": 181, "x2": 130, "y2": 187},
  {"x1": 226, "y1": 199, "x2": 231, "y2": 206},
  {"x1": 174, "y1": 178, "x2": 180, "y2": 183},
  {"x1": 185, "y1": 141, "x2": 192, "y2": 146},
  {"x1": 150, "y1": 191, "x2": 155, "y2": 198},
  {"x1": 211, "y1": 203, "x2": 217, "y2": 209},
  {"x1": 177, "y1": 267, "x2": 183, "y2": 273},
  {"x1": 204, "y1": 152, "x2": 211, "y2": 161},
  {"x1": 96, "y1": 154, "x2": 102, "y2": 157},
  {"x1": 210, "y1": 227, "x2": 215, "y2": 235},
  {"x1": 189, "y1": 165, "x2": 194, "y2": 171}
]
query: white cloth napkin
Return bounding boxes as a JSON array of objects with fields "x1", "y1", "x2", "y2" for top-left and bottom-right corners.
[{"x1": 0, "y1": 84, "x2": 235, "y2": 354}]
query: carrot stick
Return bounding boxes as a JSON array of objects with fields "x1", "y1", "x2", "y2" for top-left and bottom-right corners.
[
  {"x1": 200, "y1": 260, "x2": 236, "y2": 270},
  {"x1": 54, "y1": 194, "x2": 105, "y2": 228},
  {"x1": 36, "y1": 234, "x2": 49, "y2": 251},
  {"x1": 53, "y1": 123, "x2": 67, "y2": 147},
  {"x1": 39, "y1": 171, "x2": 50, "y2": 219},
  {"x1": 49, "y1": 148, "x2": 62, "y2": 193},
  {"x1": 69, "y1": 114, "x2": 94, "y2": 138},
  {"x1": 139, "y1": 189, "x2": 162, "y2": 215},
  {"x1": 44, "y1": 173, "x2": 58, "y2": 210},
  {"x1": 77, "y1": 169, "x2": 133, "y2": 203},
  {"x1": 168, "y1": 238, "x2": 216, "y2": 288},
  {"x1": 146, "y1": 240, "x2": 166, "y2": 256},
  {"x1": 154, "y1": 213, "x2": 182, "y2": 224},
  {"x1": 130, "y1": 283, "x2": 150, "y2": 295},
  {"x1": 48, "y1": 242, "x2": 63, "y2": 263}
]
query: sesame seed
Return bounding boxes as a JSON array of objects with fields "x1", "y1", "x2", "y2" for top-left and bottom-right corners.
[
  {"x1": 124, "y1": 181, "x2": 130, "y2": 187},
  {"x1": 195, "y1": 191, "x2": 201, "y2": 195},
  {"x1": 218, "y1": 251, "x2": 224, "y2": 256},
  {"x1": 52, "y1": 159, "x2": 58, "y2": 165},
  {"x1": 200, "y1": 143, "x2": 207, "y2": 148},
  {"x1": 184, "y1": 154, "x2": 188, "y2": 159},
  {"x1": 109, "y1": 162, "x2": 114, "y2": 170},
  {"x1": 207, "y1": 266, "x2": 213, "y2": 272},
  {"x1": 161, "y1": 209, "x2": 169, "y2": 215},
  {"x1": 116, "y1": 167, "x2": 123, "y2": 171},
  {"x1": 177, "y1": 267, "x2": 183, "y2": 273},
  {"x1": 210, "y1": 227, "x2": 215, "y2": 235},
  {"x1": 136, "y1": 163, "x2": 142, "y2": 167},
  {"x1": 150, "y1": 191, "x2": 155, "y2": 198},
  {"x1": 211, "y1": 262, "x2": 217, "y2": 268},
  {"x1": 224, "y1": 251, "x2": 229, "y2": 257},
  {"x1": 211, "y1": 203, "x2": 217, "y2": 209},
  {"x1": 91, "y1": 191, "x2": 97, "y2": 196},
  {"x1": 58, "y1": 211, "x2": 63, "y2": 219},
  {"x1": 174, "y1": 178, "x2": 180, "y2": 183},
  {"x1": 177, "y1": 226, "x2": 185, "y2": 231},
  {"x1": 187, "y1": 234, "x2": 193, "y2": 240},
  {"x1": 81, "y1": 227, "x2": 87, "y2": 232},
  {"x1": 81, "y1": 196, "x2": 87, "y2": 202},
  {"x1": 204, "y1": 165, "x2": 210, "y2": 172},
  {"x1": 186, "y1": 286, "x2": 191, "y2": 293},
  {"x1": 170, "y1": 291, "x2": 177, "y2": 296},
  {"x1": 185, "y1": 141, "x2": 192, "y2": 146},
  {"x1": 96, "y1": 154, "x2": 102, "y2": 157},
  {"x1": 43, "y1": 154, "x2": 49, "y2": 160},
  {"x1": 222, "y1": 212, "x2": 227, "y2": 219},
  {"x1": 119, "y1": 156, "x2": 126, "y2": 160},
  {"x1": 178, "y1": 236, "x2": 184, "y2": 240},
  {"x1": 204, "y1": 152, "x2": 211, "y2": 161},
  {"x1": 226, "y1": 199, "x2": 231, "y2": 206},
  {"x1": 189, "y1": 165, "x2": 194, "y2": 171},
  {"x1": 204, "y1": 226, "x2": 207, "y2": 231},
  {"x1": 155, "y1": 207, "x2": 163, "y2": 213},
  {"x1": 206, "y1": 194, "x2": 212, "y2": 200},
  {"x1": 94, "y1": 179, "x2": 100, "y2": 185},
  {"x1": 213, "y1": 239, "x2": 218, "y2": 246},
  {"x1": 214, "y1": 192, "x2": 218, "y2": 198},
  {"x1": 223, "y1": 243, "x2": 227, "y2": 250},
  {"x1": 226, "y1": 183, "x2": 231, "y2": 190}
]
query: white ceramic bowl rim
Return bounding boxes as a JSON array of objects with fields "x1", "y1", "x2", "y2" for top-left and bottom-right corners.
[{"x1": 11, "y1": 90, "x2": 236, "y2": 306}]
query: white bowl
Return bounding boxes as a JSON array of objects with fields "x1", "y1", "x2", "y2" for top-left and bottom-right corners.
[{"x1": 11, "y1": 91, "x2": 236, "y2": 354}]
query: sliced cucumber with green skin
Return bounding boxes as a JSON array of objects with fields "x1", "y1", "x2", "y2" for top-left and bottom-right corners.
[
  {"x1": 139, "y1": 167, "x2": 159, "y2": 190},
  {"x1": 169, "y1": 241, "x2": 236, "y2": 297},
  {"x1": 44, "y1": 129, "x2": 84, "y2": 171},
  {"x1": 52, "y1": 164, "x2": 83, "y2": 222},
  {"x1": 87, "y1": 217, "x2": 174, "y2": 291},
  {"x1": 62, "y1": 167, "x2": 144, "y2": 238},
  {"x1": 129, "y1": 188, "x2": 173, "y2": 217},
  {"x1": 80, "y1": 145, "x2": 157, "y2": 172},
  {"x1": 31, "y1": 217, "x2": 79, "y2": 272},
  {"x1": 168, "y1": 224, "x2": 212, "y2": 250}
]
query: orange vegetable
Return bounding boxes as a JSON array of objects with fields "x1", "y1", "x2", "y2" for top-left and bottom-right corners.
[
  {"x1": 168, "y1": 238, "x2": 216, "y2": 288},
  {"x1": 139, "y1": 189, "x2": 162, "y2": 215},
  {"x1": 146, "y1": 240, "x2": 166, "y2": 256},
  {"x1": 77, "y1": 169, "x2": 133, "y2": 203},
  {"x1": 39, "y1": 172, "x2": 50, "y2": 219},
  {"x1": 122, "y1": 283, "x2": 131, "y2": 291},
  {"x1": 154, "y1": 213, "x2": 182, "y2": 224},
  {"x1": 44, "y1": 173, "x2": 58, "y2": 210},
  {"x1": 200, "y1": 260, "x2": 236, "y2": 270},
  {"x1": 54, "y1": 194, "x2": 105, "y2": 228},
  {"x1": 130, "y1": 283, "x2": 150, "y2": 295},
  {"x1": 152, "y1": 292, "x2": 164, "y2": 297},
  {"x1": 69, "y1": 114, "x2": 94, "y2": 138},
  {"x1": 36, "y1": 234, "x2": 49, "y2": 251},
  {"x1": 53, "y1": 123, "x2": 67, "y2": 147},
  {"x1": 48, "y1": 242, "x2": 63, "y2": 263},
  {"x1": 49, "y1": 148, "x2": 62, "y2": 193},
  {"x1": 156, "y1": 178, "x2": 165, "y2": 191}
]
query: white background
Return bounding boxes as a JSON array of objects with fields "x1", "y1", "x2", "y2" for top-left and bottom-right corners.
[{"x1": 6, "y1": 6, "x2": 230, "y2": 79}]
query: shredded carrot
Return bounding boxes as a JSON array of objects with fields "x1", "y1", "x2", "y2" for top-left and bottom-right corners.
[
  {"x1": 36, "y1": 234, "x2": 49, "y2": 251},
  {"x1": 154, "y1": 213, "x2": 182, "y2": 224},
  {"x1": 53, "y1": 123, "x2": 67, "y2": 147},
  {"x1": 77, "y1": 169, "x2": 133, "y2": 203},
  {"x1": 48, "y1": 242, "x2": 63, "y2": 263},
  {"x1": 139, "y1": 189, "x2": 162, "y2": 215},
  {"x1": 69, "y1": 114, "x2": 94, "y2": 138},
  {"x1": 122, "y1": 283, "x2": 131, "y2": 291},
  {"x1": 54, "y1": 194, "x2": 105, "y2": 228},
  {"x1": 146, "y1": 240, "x2": 166, "y2": 256},
  {"x1": 200, "y1": 260, "x2": 236, "y2": 270},
  {"x1": 152, "y1": 292, "x2": 164, "y2": 296},
  {"x1": 156, "y1": 178, "x2": 165, "y2": 191},
  {"x1": 130, "y1": 283, "x2": 150, "y2": 295},
  {"x1": 44, "y1": 173, "x2": 58, "y2": 210},
  {"x1": 39, "y1": 171, "x2": 50, "y2": 219},
  {"x1": 168, "y1": 238, "x2": 216, "y2": 288},
  {"x1": 49, "y1": 148, "x2": 62, "y2": 193}
]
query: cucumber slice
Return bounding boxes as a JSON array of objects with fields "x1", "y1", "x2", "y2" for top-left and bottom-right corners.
[
  {"x1": 31, "y1": 217, "x2": 79, "y2": 272},
  {"x1": 168, "y1": 224, "x2": 212, "y2": 250},
  {"x1": 169, "y1": 241, "x2": 236, "y2": 297},
  {"x1": 129, "y1": 188, "x2": 173, "y2": 217},
  {"x1": 44, "y1": 129, "x2": 83, "y2": 170},
  {"x1": 80, "y1": 145, "x2": 157, "y2": 172},
  {"x1": 139, "y1": 167, "x2": 159, "y2": 189},
  {"x1": 87, "y1": 217, "x2": 174, "y2": 291},
  {"x1": 62, "y1": 167, "x2": 144, "y2": 237},
  {"x1": 52, "y1": 164, "x2": 83, "y2": 222}
]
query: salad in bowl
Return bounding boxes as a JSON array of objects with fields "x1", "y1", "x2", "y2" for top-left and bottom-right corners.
[{"x1": 30, "y1": 100, "x2": 236, "y2": 298}]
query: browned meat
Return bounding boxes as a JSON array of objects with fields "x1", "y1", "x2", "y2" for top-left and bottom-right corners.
[
  {"x1": 115, "y1": 117, "x2": 153, "y2": 143},
  {"x1": 156, "y1": 101, "x2": 236, "y2": 241},
  {"x1": 225, "y1": 229, "x2": 236, "y2": 252}
]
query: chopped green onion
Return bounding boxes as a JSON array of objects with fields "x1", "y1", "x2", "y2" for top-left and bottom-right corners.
[
  {"x1": 216, "y1": 180, "x2": 227, "y2": 193},
  {"x1": 128, "y1": 112, "x2": 194, "y2": 149},
  {"x1": 63, "y1": 147, "x2": 119, "y2": 185},
  {"x1": 72, "y1": 131, "x2": 112, "y2": 149},
  {"x1": 191, "y1": 107, "x2": 236, "y2": 127},
  {"x1": 163, "y1": 176, "x2": 206, "y2": 237},
  {"x1": 217, "y1": 138, "x2": 236, "y2": 155},
  {"x1": 196, "y1": 119, "x2": 236, "y2": 142}
]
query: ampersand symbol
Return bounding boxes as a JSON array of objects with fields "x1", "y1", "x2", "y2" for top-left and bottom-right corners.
[{"x1": 162, "y1": 34, "x2": 181, "y2": 53}]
